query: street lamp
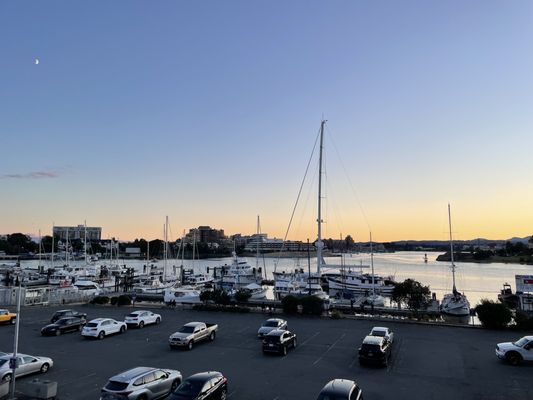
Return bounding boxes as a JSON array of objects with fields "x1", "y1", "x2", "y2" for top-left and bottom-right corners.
[{"x1": 9, "y1": 281, "x2": 22, "y2": 399}]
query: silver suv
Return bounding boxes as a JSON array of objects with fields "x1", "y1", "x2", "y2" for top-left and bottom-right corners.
[{"x1": 100, "y1": 367, "x2": 182, "y2": 400}]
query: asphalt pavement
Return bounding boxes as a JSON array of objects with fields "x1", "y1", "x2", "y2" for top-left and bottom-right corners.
[{"x1": 0, "y1": 304, "x2": 531, "y2": 400}]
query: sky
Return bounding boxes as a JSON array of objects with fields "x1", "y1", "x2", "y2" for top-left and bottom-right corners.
[{"x1": 1, "y1": 1, "x2": 532, "y2": 243}]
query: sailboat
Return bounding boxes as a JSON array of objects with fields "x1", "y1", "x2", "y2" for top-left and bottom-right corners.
[
  {"x1": 363, "y1": 233, "x2": 385, "y2": 307},
  {"x1": 440, "y1": 204, "x2": 470, "y2": 316},
  {"x1": 273, "y1": 120, "x2": 330, "y2": 304}
]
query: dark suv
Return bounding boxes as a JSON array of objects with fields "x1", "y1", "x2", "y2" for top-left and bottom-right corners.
[
  {"x1": 358, "y1": 336, "x2": 392, "y2": 367},
  {"x1": 168, "y1": 371, "x2": 228, "y2": 400},
  {"x1": 262, "y1": 329, "x2": 297, "y2": 356},
  {"x1": 51, "y1": 309, "x2": 87, "y2": 323},
  {"x1": 316, "y1": 379, "x2": 363, "y2": 400}
]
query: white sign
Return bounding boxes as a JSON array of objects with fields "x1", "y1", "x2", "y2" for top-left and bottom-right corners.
[{"x1": 515, "y1": 275, "x2": 533, "y2": 293}]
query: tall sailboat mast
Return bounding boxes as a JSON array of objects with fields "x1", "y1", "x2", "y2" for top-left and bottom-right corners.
[
  {"x1": 316, "y1": 120, "x2": 326, "y2": 274},
  {"x1": 256, "y1": 215, "x2": 260, "y2": 270},
  {"x1": 448, "y1": 204, "x2": 457, "y2": 293},
  {"x1": 51, "y1": 223, "x2": 55, "y2": 270},
  {"x1": 370, "y1": 231, "x2": 375, "y2": 298},
  {"x1": 84, "y1": 220, "x2": 88, "y2": 264}
]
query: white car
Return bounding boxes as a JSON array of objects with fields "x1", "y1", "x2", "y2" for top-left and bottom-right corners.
[
  {"x1": 82, "y1": 318, "x2": 127, "y2": 339},
  {"x1": 124, "y1": 310, "x2": 162, "y2": 328},
  {"x1": 0, "y1": 353, "x2": 53, "y2": 382},
  {"x1": 495, "y1": 335, "x2": 533, "y2": 365},
  {"x1": 368, "y1": 326, "x2": 394, "y2": 344},
  {"x1": 257, "y1": 318, "x2": 288, "y2": 338}
]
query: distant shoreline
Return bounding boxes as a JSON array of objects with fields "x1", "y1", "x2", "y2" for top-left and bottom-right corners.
[{"x1": 436, "y1": 252, "x2": 533, "y2": 265}]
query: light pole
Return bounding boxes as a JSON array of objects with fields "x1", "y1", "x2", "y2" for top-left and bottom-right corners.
[{"x1": 9, "y1": 282, "x2": 22, "y2": 399}]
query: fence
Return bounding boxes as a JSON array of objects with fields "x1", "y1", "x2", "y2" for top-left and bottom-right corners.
[{"x1": 0, "y1": 287, "x2": 96, "y2": 307}]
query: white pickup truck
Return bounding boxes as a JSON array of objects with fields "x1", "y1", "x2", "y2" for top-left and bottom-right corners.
[
  {"x1": 495, "y1": 335, "x2": 533, "y2": 365},
  {"x1": 169, "y1": 322, "x2": 218, "y2": 350}
]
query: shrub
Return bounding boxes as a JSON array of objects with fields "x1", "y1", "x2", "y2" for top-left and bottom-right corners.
[
  {"x1": 110, "y1": 296, "x2": 118, "y2": 306},
  {"x1": 282, "y1": 295, "x2": 299, "y2": 314},
  {"x1": 475, "y1": 299, "x2": 512, "y2": 329},
  {"x1": 90, "y1": 296, "x2": 109, "y2": 305},
  {"x1": 199, "y1": 290, "x2": 212, "y2": 303},
  {"x1": 513, "y1": 311, "x2": 533, "y2": 330},
  {"x1": 331, "y1": 310, "x2": 343, "y2": 319},
  {"x1": 234, "y1": 289, "x2": 252, "y2": 303},
  {"x1": 192, "y1": 304, "x2": 250, "y2": 313},
  {"x1": 300, "y1": 295, "x2": 324, "y2": 316},
  {"x1": 117, "y1": 294, "x2": 132, "y2": 306},
  {"x1": 212, "y1": 289, "x2": 231, "y2": 305}
]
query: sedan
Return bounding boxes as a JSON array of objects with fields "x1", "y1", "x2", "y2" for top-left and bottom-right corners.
[
  {"x1": 368, "y1": 326, "x2": 394, "y2": 344},
  {"x1": 82, "y1": 318, "x2": 127, "y2": 339},
  {"x1": 0, "y1": 353, "x2": 53, "y2": 382},
  {"x1": 41, "y1": 317, "x2": 86, "y2": 336},
  {"x1": 124, "y1": 310, "x2": 162, "y2": 328},
  {"x1": 262, "y1": 329, "x2": 297, "y2": 356},
  {"x1": 316, "y1": 379, "x2": 363, "y2": 400},
  {"x1": 50, "y1": 309, "x2": 87, "y2": 323},
  {"x1": 101, "y1": 367, "x2": 182, "y2": 400},
  {"x1": 168, "y1": 371, "x2": 227, "y2": 400},
  {"x1": 257, "y1": 318, "x2": 287, "y2": 338}
]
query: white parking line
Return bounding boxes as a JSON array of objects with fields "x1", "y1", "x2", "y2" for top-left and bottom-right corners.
[
  {"x1": 299, "y1": 331, "x2": 320, "y2": 347},
  {"x1": 237, "y1": 326, "x2": 250, "y2": 334},
  {"x1": 312, "y1": 333, "x2": 346, "y2": 366}
]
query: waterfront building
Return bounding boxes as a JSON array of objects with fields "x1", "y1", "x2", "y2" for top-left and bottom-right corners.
[
  {"x1": 185, "y1": 226, "x2": 226, "y2": 244},
  {"x1": 53, "y1": 225, "x2": 102, "y2": 241}
]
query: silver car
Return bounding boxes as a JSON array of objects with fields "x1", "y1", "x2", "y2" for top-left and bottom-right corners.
[
  {"x1": 100, "y1": 367, "x2": 182, "y2": 400},
  {"x1": 257, "y1": 318, "x2": 288, "y2": 338},
  {"x1": 0, "y1": 353, "x2": 53, "y2": 382}
]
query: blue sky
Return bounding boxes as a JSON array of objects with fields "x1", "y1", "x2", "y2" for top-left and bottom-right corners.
[{"x1": 1, "y1": 1, "x2": 533, "y2": 241}]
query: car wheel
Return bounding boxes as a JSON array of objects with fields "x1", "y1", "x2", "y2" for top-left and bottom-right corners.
[
  {"x1": 188, "y1": 340, "x2": 194, "y2": 350},
  {"x1": 120, "y1": 326, "x2": 126, "y2": 333},
  {"x1": 171, "y1": 379, "x2": 180, "y2": 392},
  {"x1": 210, "y1": 331, "x2": 216, "y2": 341},
  {"x1": 136, "y1": 395, "x2": 148, "y2": 400},
  {"x1": 98, "y1": 331, "x2": 105, "y2": 340},
  {"x1": 282, "y1": 345, "x2": 287, "y2": 356},
  {"x1": 155, "y1": 317, "x2": 161, "y2": 324},
  {"x1": 55, "y1": 330, "x2": 61, "y2": 336},
  {"x1": 10, "y1": 318, "x2": 16, "y2": 325},
  {"x1": 220, "y1": 388, "x2": 227, "y2": 400},
  {"x1": 40, "y1": 363, "x2": 50, "y2": 373},
  {"x1": 506, "y1": 352, "x2": 522, "y2": 366},
  {"x1": 2, "y1": 373, "x2": 12, "y2": 382},
  {"x1": 139, "y1": 321, "x2": 144, "y2": 329}
]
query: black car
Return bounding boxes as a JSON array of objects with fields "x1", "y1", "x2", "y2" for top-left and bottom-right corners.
[
  {"x1": 50, "y1": 309, "x2": 87, "y2": 323},
  {"x1": 316, "y1": 379, "x2": 363, "y2": 400},
  {"x1": 262, "y1": 329, "x2": 297, "y2": 356},
  {"x1": 168, "y1": 371, "x2": 227, "y2": 400},
  {"x1": 41, "y1": 317, "x2": 86, "y2": 336},
  {"x1": 358, "y1": 336, "x2": 392, "y2": 367}
]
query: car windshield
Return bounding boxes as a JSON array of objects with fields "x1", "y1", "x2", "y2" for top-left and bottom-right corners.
[
  {"x1": 371, "y1": 330, "x2": 386, "y2": 337},
  {"x1": 513, "y1": 337, "x2": 529, "y2": 347},
  {"x1": 0, "y1": 360, "x2": 7, "y2": 367},
  {"x1": 179, "y1": 326, "x2": 195, "y2": 333},
  {"x1": 56, "y1": 319, "x2": 69, "y2": 325},
  {"x1": 105, "y1": 380, "x2": 130, "y2": 391},
  {"x1": 173, "y1": 379, "x2": 203, "y2": 396},
  {"x1": 126, "y1": 314, "x2": 138, "y2": 318},
  {"x1": 264, "y1": 321, "x2": 279, "y2": 327},
  {"x1": 86, "y1": 323, "x2": 98, "y2": 328},
  {"x1": 361, "y1": 343, "x2": 381, "y2": 353}
]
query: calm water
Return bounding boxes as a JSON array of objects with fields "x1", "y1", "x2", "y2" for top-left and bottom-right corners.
[{"x1": 20, "y1": 251, "x2": 533, "y2": 307}]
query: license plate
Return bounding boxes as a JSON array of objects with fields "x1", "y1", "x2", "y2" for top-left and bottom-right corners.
[
  {"x1": 269, "y1": 344, "x2": 274, "y2": 347},
  {"x1": 368, "y1": 352, "x2": 373, "y2": 357}
]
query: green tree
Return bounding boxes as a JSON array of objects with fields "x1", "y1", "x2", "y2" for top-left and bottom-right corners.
[
  {"x1": 345, "y1": 235, "x2": 355, "y2": 250},
  {"x1": 391, "y1": 279, "x2": 431, "y2": 310},
  {"x1": 475, "y1": 299, "x2": 512, "y2": 329},
  {"x1": 281, "y1": 295, "x2": 299, "y2": 314}
]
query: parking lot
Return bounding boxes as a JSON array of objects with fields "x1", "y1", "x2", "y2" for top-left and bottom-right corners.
[{"x1": 0, "y1": 304, "x2": 531, "y2": 400}]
